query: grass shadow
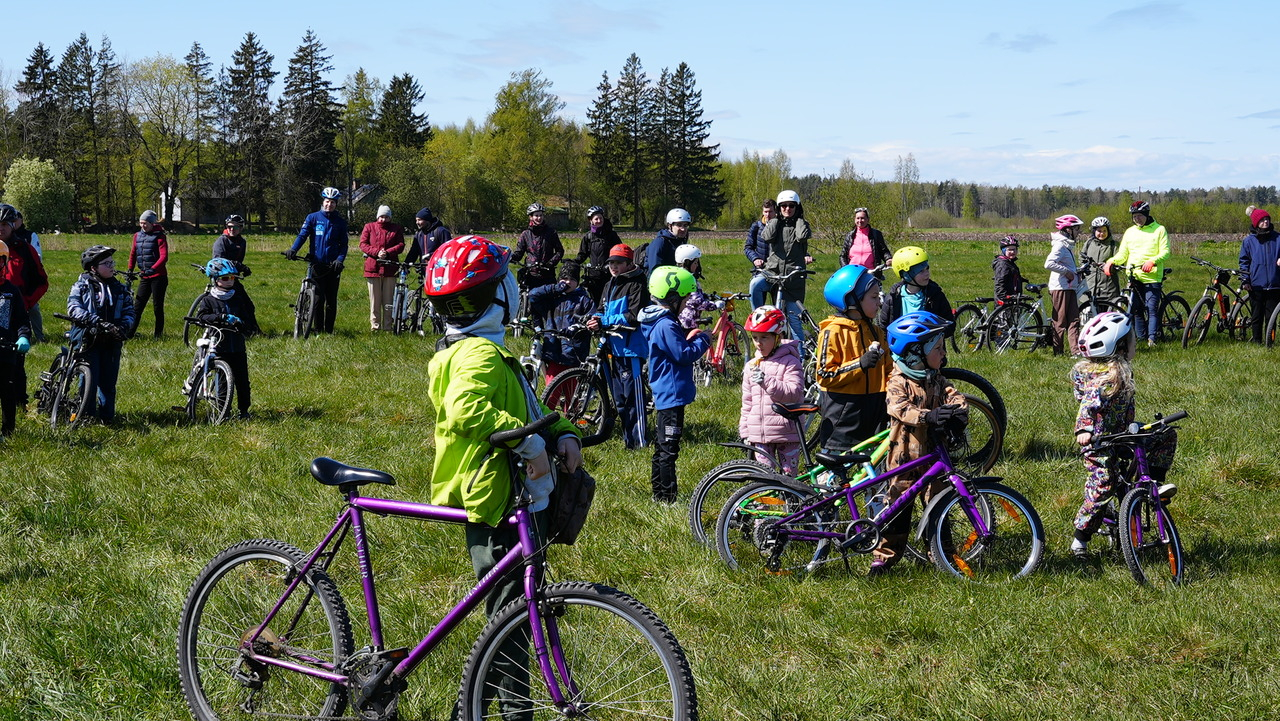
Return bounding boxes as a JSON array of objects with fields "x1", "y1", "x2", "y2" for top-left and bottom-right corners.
[
  {"x1": 682, "y1": 419, "x2": 738, "y2": 445},
  {"x1": 1016, "y1": 435, "x2": 1078, "y2": 462}
]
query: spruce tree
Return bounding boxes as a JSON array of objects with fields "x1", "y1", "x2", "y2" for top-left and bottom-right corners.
[
  {"x1": 278, "y1": 29, "x2": 341, "y2": 222},
  {"x1": 185, "y1": 42, "x2": 218, "y2": 228},
  {"x1": 653, "y1": 63, "x2": 723, "y2": 225},
  {"x1": 612, "y1": 54, "x2": 655, "y2": 228},
  {"x1": 586, "y1": 71, "x2": 625, "y2": 218},
  {"x1": 222, "y1": 32, "x2": 277, "y2": 226},
  {"x1": 375, "y1": 73, "x2": 431, "y2": 149},
  {"x1": 13, "y1": 43, "x2": 59, "y2": 162}
]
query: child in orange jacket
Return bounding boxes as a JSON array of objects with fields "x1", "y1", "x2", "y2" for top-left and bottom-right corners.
[{"x1": 815, "y1": 265, "x2": 889, "y2": 452}]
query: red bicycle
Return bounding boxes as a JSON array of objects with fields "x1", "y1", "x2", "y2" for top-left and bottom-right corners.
[{"x1": 694, "y1": 291, "x2": 751, "y2": 386}]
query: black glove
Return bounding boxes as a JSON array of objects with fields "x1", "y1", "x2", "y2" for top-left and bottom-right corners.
[
  {"x1": 113, "y1": 324, "x2": 130, "y2": 341},
  {"x1": 331, "y1": 260, "x2": 344, "y2": 273},
  {"x1": 858, "y1": 345, "x2": 884, "y2": 370},
  {"x1": 925, "y1": 404, "x2": 960, "y2": 427},
  {"x1": 285, "y1": 249, "x2": 298, "y2": 261},
  {"x1": 238, "y1": 263, "x2": 252, "y2": 278}
]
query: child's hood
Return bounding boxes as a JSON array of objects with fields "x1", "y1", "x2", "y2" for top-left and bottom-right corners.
[
  {"x1": 638, "y1": 304, "x2": 673, "y2": 326},
  {"x1": 760, "y1": 337, "x2": 802, "y2": 364},
  {"x1": 817, "y1": 315, "x2": 873, "y2": 332}
]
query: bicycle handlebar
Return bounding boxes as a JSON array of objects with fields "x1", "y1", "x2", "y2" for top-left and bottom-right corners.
[
  {"x1": 1084, "y1": 410, "x2": 1188, "y2": 453},
  {"x1": 183, "y1": 316, "x2": 242, "y2": 332},
  {"x1": 53, "y1": 313, "x2": 96, "y2": 328},
  {"x1": 488, "y1": 412, "x2": 561, "y2": 446}
]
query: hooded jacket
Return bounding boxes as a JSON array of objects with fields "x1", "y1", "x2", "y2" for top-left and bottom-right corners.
[
  {"x1": 527, "y1": 281, "x2": 594, "y2": 365},
  {"x1": 876, "y1": 280, "x2": 954, "y2": 331},
  {"x1": 406, "y1": 218, "x2": 451, "y2": 265},
  {"x1": 992, "y1": 254, "x2": 1026, "y2": 301},
  {"x1": 2, "y1": 234, "x2": 48, "y2": 309},
  {"x1": 1080, "y1": 234, "x2": 1122, "y2": 304},
  {"x1": 639, "y1": 304, "x2": 710, "y2": 410},
  {"x1": 760, "y1": 216, "x2": 812, "y2": 300},
  {"x1": 359, "y1": 220, "x2": 406, "y2": 277},
  {"x1": 738, "y1": 338, "x2": 805, "y2": 443},
  {"x1": 886, "y1": 368, "x2": 968, "y2": 473},
  {"x1": 596, "y1": 265, "x2": 648, "y2": 357},
  {"x1": 1109, "y1": 220, "x2": 1170, "y2": 283},
  {"x1": 577, "y1": 221, "x2": 621, "y2": 272},
  {"x1": 67, "y1": 272, "x2": 136, "y2": 331},
  {"x1": 0, "y1": 280, "x2": 32, "y2": 346},
  {"x1": 1044, "y1": 232, "x2": 1079, "y2": 291},
  {"x1": 513, "y1": 223, "x2": 563, "y2": 269},
  {"x1": 646, "y1": 229, "x2": 682, "y2": 277},
  {"x1": 213, "y1": 231, "x2": 249, "y2": 272},
  {"x1": 1239, "y1": 228, "x2": 1280, "y2": 289},
  {"x1": 815, "y1": 315, "x2": 889, "y2": 395}
]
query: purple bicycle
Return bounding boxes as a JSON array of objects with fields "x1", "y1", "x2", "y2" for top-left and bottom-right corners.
[
  {"x1": 715, "y1": 424, "x2": 1045, "y2": 581},
  {"x1": 176, "y1": 414, "x2": 697, "y2": 720}
]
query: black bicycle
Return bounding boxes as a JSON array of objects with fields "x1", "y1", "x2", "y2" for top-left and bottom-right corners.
[
  {"x1": 540, "y1": 323, "x2": 637, "y2": 446},
  {"x1": 34, "y1": 313, "x2": 111, "y2": 429},
  {"x1": 283, "y1": 253, "x2": 321, "y2": 339}
]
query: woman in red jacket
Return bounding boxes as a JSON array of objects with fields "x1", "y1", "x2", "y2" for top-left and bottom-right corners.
[{"x1": 359, "y1": 205, "x2": 406, "y2": 331}]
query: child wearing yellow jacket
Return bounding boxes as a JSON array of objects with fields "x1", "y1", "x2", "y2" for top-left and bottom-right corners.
[{"x1": 815, "y1": 265, "x2": 890, "y2": 452}]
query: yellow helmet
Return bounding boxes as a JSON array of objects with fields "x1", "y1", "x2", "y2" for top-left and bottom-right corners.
[
  {"x1": 891, "y1": 246, "x2": 929, "y2": 277},
  {"x1": 0, "y1": 240, "x2": 8, "y2": 260}
]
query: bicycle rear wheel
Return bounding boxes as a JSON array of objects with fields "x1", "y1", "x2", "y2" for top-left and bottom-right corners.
[
  {"x1": 457, "y1": 581, "x2": 697, "y2": 721},
  {"x1": 1181, "y1": 297, "x2": 1214, "y2": 348},
  {"x1": 1266, "y1": 301, "x2": 1280, "y2": 349},
  {"x1": 986, "y1": 302, "x2": 1045, "y2": 353},
  {"x1": 1118, "y1": 486, "x2": 1185, "y2": 586},
  {"x1": 948, "y1": 396, "x2": 1003, "y2": 474},
  {"x1": 389, "y1": 286, "x2": 408, "y2": 335},
  {"x1": 50, "y1": 362, "x2": 93, "y2": 429},
  {"x1": 928, "y1": 482, "x2": 1044, "y2": 582},
  {"x1": 542, "y1": 368, "x2": 614, "y2": 447},
  {"x1": 183, "y1": 295, "x2": 202, "y2": 347},
  {"x1": 688, "y1": 459, "x2": 773, "y2": 545},
  {"x1": 950, "y1": 304, "x2": 987, "y2": 353},
  {"x1": 1157, "y1": 294, "x2": 1190, "y2": 343},
  {"x1": 941, "y1": 367, "x2": 1008, "y2": 433},
  {"x1": 715, "y1": 480, "x2": 831, "y2": 575},
  {"x1": 177, "y1": 539, "x2": 353, "y2": 721},
  {"x1": 1227, "y1": 297, "x2": 1251, "y2": 341}
]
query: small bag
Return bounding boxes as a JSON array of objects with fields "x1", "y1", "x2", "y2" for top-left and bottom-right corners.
[{"x1": 546, "y1": 462, "x2": 596, "y2": 545}]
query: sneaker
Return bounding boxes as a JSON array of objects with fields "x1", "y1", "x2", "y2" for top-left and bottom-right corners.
[
  {"x1": 1147, "y1": 338, "x2": 1156, "y2": 348},
  {"x1": 1158, "y1": 483, "x2": 1177, "y2": 500},
  {"x1": 1069, "y1": 538, "x2": 1089, "y2": 558},
  {"x1": 867, "y1": 561, "x2": 890, "y2": 578},
  {"x1": 238, "y1": 411, "x2": 252, "y2": 421}
]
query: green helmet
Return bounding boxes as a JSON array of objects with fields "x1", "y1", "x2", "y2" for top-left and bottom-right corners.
[{"x1": 648, "y1": 266, "x2": 697, "y2": 303}]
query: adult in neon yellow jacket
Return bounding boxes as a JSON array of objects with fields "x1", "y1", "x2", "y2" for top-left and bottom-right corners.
[
  {"x1": 425, "y1": 235, "x2": 582, "y2": 718},
  {"x1": 1103, "y1": 200, "x2": 1170, "y2": 345}
]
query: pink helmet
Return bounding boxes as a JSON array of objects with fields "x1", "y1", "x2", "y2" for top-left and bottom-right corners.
[
  {"x1": 745, "y1": 305, "x2": 788, "y2": 335},
  {"x1": 1054, "y1": 215, "x2": 1084, "y2": 231}
]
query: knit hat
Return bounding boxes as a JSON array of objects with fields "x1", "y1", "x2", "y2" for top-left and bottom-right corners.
[
  {"x1": 416, "y1": 207, "x2": 434, "y2": 220},
  {"x1": 1250, "y1": 206, "x2": 1271, "y2": 227},
  {"x1": 559, "y1": 260, "x2": 581, "y2": 283},
  {"x1": 377, "y1": 205, "x2": 392, "y2": 218},
  {"x1": 140, "y1": 209, "x2": 159, "y2": 224},
  {"x1": 608, "y1": 244, "x2": 634, "y2": 261}
]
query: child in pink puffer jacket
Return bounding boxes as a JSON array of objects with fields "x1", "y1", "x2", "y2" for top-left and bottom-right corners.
[{"x1": 738, "y1": 305, "x2": 806, "y2": 474}]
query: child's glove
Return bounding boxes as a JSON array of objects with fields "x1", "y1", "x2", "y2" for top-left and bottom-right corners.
[
  {"x1": 925, "y1": 404, "x2": 961, "y2": 427},
  {"x1": 751, "y1": 367, "x2": 766, "y2": 385},
  {"x1": 858, "y1": 345, "x2": 884, "y2": 369},
  {"x1": 224, "y1": 314, "x2": 242, "y2": 326},
  {"x1": 15, "y1": 337, "x2": 31, "y2": 354}
]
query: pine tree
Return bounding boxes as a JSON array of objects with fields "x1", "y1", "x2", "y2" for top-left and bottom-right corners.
[
  {"x1": 185, "y1": 42, "x2": 218, "y2": 228},
  {"x1": 586, "y1": 71, "x2": 625, "y2": 218},
  {"x1": 54, "y1": 34, "x2": 96, "y2": 222},
  {"x1": 375, "y1": 73, "x2": 431, "y2": 149},
  {"x1": 652, "y1": 63, "x2": 723, "y2": 225},
  {"x1": 612, "y1": 54, "x2": 655, "y2": 228},
  {"x1": 94, "y1": 36, "x2": 129, "y2": 224},
  {"x1": 221, "y1": 32, "x2": 277, "y2": 226},
  {"x1": 277, "y1": 29, "x2": 341, "y2": 222},
  {"x1": 13, "y1": 43, "x2": 59, "y2": 162}
]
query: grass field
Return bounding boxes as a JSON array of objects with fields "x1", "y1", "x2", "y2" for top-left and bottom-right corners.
[{"x1": 2, "y1": 232, "x2": 1279, "y2": 720}]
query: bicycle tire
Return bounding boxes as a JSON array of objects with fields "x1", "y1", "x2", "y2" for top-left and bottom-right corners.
[
  {"x1": 928, "y1": 482, "x2": 1044, "y2": 582},
  {"x1": 1266, "y1": 301, "x2": 1280, "y2": 349},
  {"x1": 542, "y1": 368, "x2": 614, "y2": 447},
  {"x1": 1227, "y1": 297, "x2": 1251, "y2": 341},
  {"x1": 950, "y1": 304, "x2": 987, "y2": 353},
  {"x1": 722, "y1": 324, "x2": 750, "y2": 383},
  {"x1": 1157, "y1": 294, "x2": 1190, "y2": 343},
  {"x1": 390, "y1": 286, "x2": 408, "y2": 335},
  {"x1": 948, "y1": 396, "x2": 1003, "y2": 475},
  {"x1": 715, "y1": 479, "x2": 832, "y2": 575},
  {"x1": 182, "y1": 295, "x2": 202, "y2": 347},
  {"x1": 1118, "y1": 486, "x2": 1185, "y2": 586},
  {"x1": 1079, "y1": 299, "x2": 1120, "y2": 327},
  {"x1": 51, "y1": 362, "x2": 92, "y2": 429},
  {"x1": 1181, "y1": 297, "x2": 1214, "y2": 348},
  {"x1": 407, "y1": 292, "x2": 426, "y2": 334},
  {"x1": 206, "y1": 359, "x2": 236, "y2": 424},
  {"x1": 34, "y1": 352, "x2": 67, "y2": 416},
  {"x1": 986, "y1": 302, "x2": 1045, "y2": 353},
  {"x1": 941, "y1": 367, "x2": 1008, "y2": 433},
  {"x1": 688, "y1": 459, "x2": 774, "y2": 545},
  {"x1": 457, "y1": 581, "x2": 697, "y2": 721},
  {"x1": 294, "y1": 283, "x2": 315, "y2": 339},
  {"x1": 177, "y1": 539, "x2": 353, "y2": 721}
]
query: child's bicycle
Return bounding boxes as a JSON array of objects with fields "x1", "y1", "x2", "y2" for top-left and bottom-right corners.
[
  {"x1": 283, "y1": 253, "x2": 322, "y2": 339},
  {"x1": 34, "y1": 313, "x2": 111, "y2": 429},
  {"x1": 182, "y1": 263, "x2": 215, "y2": 346},
  {"x1": 179, "y1": 316, "x2": 240, "y2": 424},
  {"x1": 1117, "y1": 264, "x2": 1190, "y2": 343},
  {"x1": 540, "y1": 323, "x2": 637, "y2": 446},
  {"x1": 949, "y1": 296, "x2": 997, "y2": 353},
  {"x1": 693, "y1": 291, "x2": 750, "y2": 386},
  {"x1": 714, "y1": 421, "x2": 1043, "y2": 581},
  {"x1": 1083, "y1": 410, "x2": 1187, "y2": 585},
  {"x1": 176, "y1": 414, "x2": 697, "y2": 721},
  {"x1": 986, "y1": 283, "x2": 1050, "y2": 352},
  {"x1": 1182, "y1": 256, "x2": 1251, "y2": 347}
]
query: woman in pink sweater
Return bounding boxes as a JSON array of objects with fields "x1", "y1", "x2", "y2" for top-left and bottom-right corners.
[{"x1": 738, "y1": 305, "x2": 807, "y2": 473}]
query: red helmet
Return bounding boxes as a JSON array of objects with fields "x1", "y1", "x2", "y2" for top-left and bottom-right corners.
[
  {"x1": 425, "y1": 235, "x2": 511, "y2": 320},
  {"x1": 745, "y1": 305, "x2": 788, "y2": 335}
]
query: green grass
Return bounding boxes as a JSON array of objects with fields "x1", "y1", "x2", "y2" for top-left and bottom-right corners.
[{"x1": 2, "y1": 236, "x2": 1278, "y2": 720}]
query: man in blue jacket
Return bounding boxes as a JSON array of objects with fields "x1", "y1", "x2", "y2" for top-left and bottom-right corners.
[
  {"x1": 640, "y1": 265, "x2": 710, "y2": 502},
  {"x1": 288, "y1": 187, "x2": 349, "y2": 333},
  {"x1": 745, "y1": 199, "x2": 776, "y2": 309},
  {"x1": 1241, "y1": 206, "x2": 1280, "y2": 343}
]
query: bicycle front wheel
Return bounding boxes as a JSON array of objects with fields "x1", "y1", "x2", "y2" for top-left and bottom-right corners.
[
  {"x1": 294, "y1": 284, "x2": 315, "y2": 339},
  {"x1": 51, "y1": 362, "x2": 93, "y2": 429},
  {"x1": 715, "y1": 480, "x2": 830, "y2": 575},
  {"x1": 929, "y1": 482, "x2": 1044, "y2": 582},
  {"x1": 203, "y1": 359, "x2": 236, "y2": 425},
  {"x1": 1181, "y1": 297, "x2": 1214, "y2": 348},
  {"x1": 177, "y1": 539, "x2": 353, "y2": 721},
  {"x1": 950, "y1": 304, "x2": 987, "y2": 353},
  {"x1": 457, "y1": 581, "x2": 697, "y2": 721},
  {"x1": 1157, "y1": 294, "x2": 1191, "y2": 343},
  {"x1": 1266, "y1": 301, "x2": 1280, "y2": 349},
  {"x1": 390, "y1": 287, "x2": 408, "y2": 335},
  {"x1": 688, "y1": 459, "x2": 774, "y2": 545},
  {"x1": 1118, "y1": 486, "x2": 1185, "y2": 586},
  {"x1": 542, "y1": 368, "x2": 614, "y2": 447}
]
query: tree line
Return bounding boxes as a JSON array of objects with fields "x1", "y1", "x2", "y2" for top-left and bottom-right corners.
[{"x1": 0, "y1": 31, "x2": 1272, "y2": 237}]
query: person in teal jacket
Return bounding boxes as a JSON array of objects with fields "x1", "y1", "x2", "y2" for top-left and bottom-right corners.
[
  {"x1": 424, "y1": 234, "x2": 582, "y2": 717},
  {"x1": 1103, "y1": 200, "x2": 1171, "y2": 345}
]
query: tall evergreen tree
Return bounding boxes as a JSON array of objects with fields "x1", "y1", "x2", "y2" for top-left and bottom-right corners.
[
  {"x1": 185, "y1": 41, "x2": 218, "y2": 228},
  {"x1": 653, "y1": 63, "x2": 723, "y2": 223},
  {"x1": 221, "y1": 32, "x2": 277, "y2": 226},
  {"x1": 612, "y1": 54, "x2": 655, "y2": 227},
  {"x1": 585, "y1": 71, "x2": 625, "y2": 216},
  {"x1": 277, "y1": 29, "x2": 340, "y2": 222},
  {"x1": 94, "y1": 36, "x2": 130, "y2": 224},
  {"x1": 375, "y1": 73, "x2": 431, "y2": 149},
  {"x1": 13, "y1": 43, "x2": 59, "y2": 162},
  {"x1": 54, "y1": 34, "x2": 96, "y2": 221}
]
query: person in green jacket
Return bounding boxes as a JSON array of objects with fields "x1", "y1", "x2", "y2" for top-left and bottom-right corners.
[
  {"x1": 424, "y1": 234, "x2": 582, "y2": 717},
  {"x1": 1103, "y1": 200, "x2": 1171, "y2": 346}
]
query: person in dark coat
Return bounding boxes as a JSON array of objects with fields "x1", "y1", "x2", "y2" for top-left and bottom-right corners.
[
  {"x1": 193, "y1": 258, "x2": 254, "y2": 419},
  {"x1": 576, "y1": 206, "x2": 621, "y2": 305},
  {"x1": 212, "y1": 214, "x2": 259, "y2": 335},
  {"x1": 1240, "y1": 206, "x2": 1280, "y2": 343},
  {"x1": 129, "y1": 209, "x2": 169, "y2": 337},
  {"x1": 512, "y1": 202, "x2": 563, "y2": 289},
  {"x1": 839, "y1": 207, "x2": 893, "y2": 278},
  {"x1": 0, "y1": 240, "x2": 32, "y2": 436}
]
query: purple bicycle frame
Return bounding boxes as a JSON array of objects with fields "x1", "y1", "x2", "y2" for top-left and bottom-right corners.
[{"x1": 239, "y1": 492, "x2": 580, "y2": 707}]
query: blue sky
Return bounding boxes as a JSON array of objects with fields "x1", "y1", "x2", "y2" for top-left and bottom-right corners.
[{"x1": 5, "y1": 0, "x2": 1278, "y2": 190}]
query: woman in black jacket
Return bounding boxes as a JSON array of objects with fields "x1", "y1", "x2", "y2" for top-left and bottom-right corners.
[
  {"x1": 576, "y1": 205, "x2": 620, "y2": 305},
  {"x1": 839, "y1": 208, "x2": 893, "y2": 279}
]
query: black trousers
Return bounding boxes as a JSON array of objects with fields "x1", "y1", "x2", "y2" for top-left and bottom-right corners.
[
  {"x1": 651, "y1": 405, "x2": 685, "y2": 501},
  {"x1": 221, "y1": 350, "x2": 251, "y2": 413},
  {"x1": 313, "y1": 272, "x2": 341, "y2": 333},
  {"x1": 818, "y1": 390, "x2": 888, "y2": 453},
  {"x1": 0, "y1": 354, "x2": 25, "y2": 435},
  {"x1": 135, "y1": 275, "x2": 169, "y2": 337},
  {"x1": 1249, "y1": 287, "x2": 1280, "y2": 343}
]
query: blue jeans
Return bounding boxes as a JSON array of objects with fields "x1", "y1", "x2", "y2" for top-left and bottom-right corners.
[
  {"x1": 748, "y1": 273, "x2": 771, "y2": 310},
  {"x1": 1133, "y1": 282, "x2": 1162, "y2": 341},
  {"x1": 783, "y1": 299, "x2": 805, "y2": 361}
]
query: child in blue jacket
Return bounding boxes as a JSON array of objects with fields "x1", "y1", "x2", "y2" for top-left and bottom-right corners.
[{"x1": 639, "y1": 266, "x2": 710, "y2": 502}]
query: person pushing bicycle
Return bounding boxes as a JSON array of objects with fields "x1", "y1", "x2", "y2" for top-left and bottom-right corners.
[
  {"x1": 67, "y1": 245, "x2": 135, "y2": 425},
  {"x1": 286, "y1": 187, "x2": 349, "y2": 334},
  {"x1": 192, "y1": 258, "x2": 254, "y2": 420},
  {"x1": 423, "y1": 234, "x2": 582, "y2": 717},
  {"x1": 0, "y1": 240, "x2": 33, "y2": 437}
]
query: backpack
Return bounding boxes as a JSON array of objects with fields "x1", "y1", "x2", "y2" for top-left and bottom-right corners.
[{"x1": 634, "y1": 242, "x2": 650, "y2": 276}]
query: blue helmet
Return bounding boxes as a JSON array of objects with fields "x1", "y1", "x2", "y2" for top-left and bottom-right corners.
[
  {"x1": 887, "y1": 311, "x2": 953, "y2": 358},
  {"x1": 823, "y1": 265, "x2": 877, "y2": 311},
  {"x1": 205, "y1": 257, "x2": 238, "y2": 279}
]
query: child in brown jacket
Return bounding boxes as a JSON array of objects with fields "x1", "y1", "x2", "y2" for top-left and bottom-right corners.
[
  {"x1": 870, "y1": 310, "x2": 968, "y2": 575},
  {"x1": 815, "y1": 265, "x2": 890, "y2": 452}
]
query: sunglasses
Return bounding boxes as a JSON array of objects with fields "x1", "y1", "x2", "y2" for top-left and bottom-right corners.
[
  {"x1": 98, "y1": 259, "x2": 116, "y2": 268},
  {"x1": 779, "y1": 203, "x2": 798, "y2": 210}
]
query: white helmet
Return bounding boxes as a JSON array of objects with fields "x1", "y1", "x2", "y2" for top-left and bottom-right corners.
[
  {"x1": 776, "y1": 190, "x2": 801, "y2": 205},
  {"x1": 1078, "y1": 311, "x2": 1133, "y2": 358},
  {"x1": 674, "y1": 244, "x2": 701, "y2": 265},
  {"x1": 665, "y1": 208, "x2": 692, "y2": 225}
]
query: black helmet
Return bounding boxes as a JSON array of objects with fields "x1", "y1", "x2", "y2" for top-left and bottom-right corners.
[
  {"x1": 225, "y1": 214, "x2": 245, "y2": 226},
  {"x1": 81, "y1": 244, "x2": 116, "y2": 270},
  {"x1": 0, "y1": 204, "x2": 15, "y2": 224},
  {"x1": 586, "y1": 205, "x2": 605, "y2": 219}
]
